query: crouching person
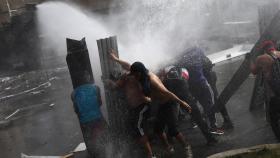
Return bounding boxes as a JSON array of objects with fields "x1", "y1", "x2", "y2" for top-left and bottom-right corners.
[{"x1": 71, "y1": 71, "x2": 108, "y2": 158}]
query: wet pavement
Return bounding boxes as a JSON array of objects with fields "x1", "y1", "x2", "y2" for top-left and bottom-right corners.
[
  {"x1": 0, "y1": 57, "x2": 278, "y2": 158},
  {"x1": 0, "y1": 68, "x2": 84, "y2": 158}
]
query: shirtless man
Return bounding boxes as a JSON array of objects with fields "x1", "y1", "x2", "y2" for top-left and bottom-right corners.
[
  {"x1": 250, "y1": 40, "x2": 280, "y2": 141},
  {"x1": 109, "y1": 50, "x2": 192, "y2": 157},
  {"x1": 71, "y1": 71, "x2": 108, "y2": 158},
  {"x1": 105, "y1": 53, "x2": 155, "y2": 158}
]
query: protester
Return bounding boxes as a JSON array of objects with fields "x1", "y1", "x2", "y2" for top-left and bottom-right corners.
[
  {"x1": 161, "y1": 66, "x2": 218, "y2": 145},
  {"x1": 71, "y1": 71, "x2": 108, "y2": 158},
  {"x1": 177, "y1": 47, "x2": 224, "y2": 135},
  {"x1": 109, "y1": 50, "x2": 193, "y2": 157},
  {"x1": 250, "y1": 40, "x2": 280, "y2": 141},
  {"x1": 105, "y1": 51, "x2": 155, "y2": 158},
  {"x1": 202, "y1": 55, "x2": 234, "y2": 130}
]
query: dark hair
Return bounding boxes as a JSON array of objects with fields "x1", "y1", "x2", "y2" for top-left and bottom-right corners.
[{"x1": 130, "y1": 62, "x2": 151, "y2": 97}]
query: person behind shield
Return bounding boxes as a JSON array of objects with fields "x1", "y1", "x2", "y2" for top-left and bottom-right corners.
[{"x1": 71, "y1": 71, "x2": 108, "y2": 158}]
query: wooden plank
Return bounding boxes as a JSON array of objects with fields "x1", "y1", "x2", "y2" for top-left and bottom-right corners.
[
  {"x1": 101, "y1": 38, "x2": 109, "y2": 78},
  {"x1": 106, "y1": 37, "x2": 113, "y2": 75},
  {"x1": 96, "y1": 36, "x2": 130, "y2": 156},
  {"x1": 217, "y1": 11, "x2": 280, "y2": 110},
  {"x1": 66, "y1": 37, "x2": 94, "y2": 89},
  {"x1": 97, "y1": 40, "x2": 105, "y2": 78}
]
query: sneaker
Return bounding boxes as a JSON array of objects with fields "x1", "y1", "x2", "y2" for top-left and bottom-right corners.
[
  {"x1": 149, "y1": 154, "x2": 157, "y2": 158},
  {"x1": 167, "y1": 146, "x2": 175, "y2": 154},
  {"x1": 191, "y1": 122, "x2": 198, "y2": 129},
  {"x1": 185, "y1": 145, "x2": 193, "y2": 158},
  {"x1": 210, "y1": 128, "x2": 224, "y2": 135}
]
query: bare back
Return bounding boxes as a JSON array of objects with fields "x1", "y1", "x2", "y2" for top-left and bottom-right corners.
[
  {"x1": 256, "y1": 51, "x2": 280, "y2": 80},
  {"x1": 120, "y1": 75, "x2": 151, "y2": 108}
]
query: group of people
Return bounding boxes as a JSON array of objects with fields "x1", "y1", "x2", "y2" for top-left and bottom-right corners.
[
  {"x1": 70, "y1": 40, "x2": 280, "y2": 158},
  {"x1": 104, "y1": 47, "x2": 233, "y2": 158},
  {"x1": 106, "y1": 50, "x2": 192, "y2": 158}
]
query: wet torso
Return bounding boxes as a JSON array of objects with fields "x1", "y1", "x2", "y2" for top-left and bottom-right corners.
[
  {"x1": 257, "y1": 52, "x2": 280, "y2": 80},
  {"x1": 257, "y1": 51, "x2": 280, "y2": 95},
  {"x1": 122, "y1": 75, "x2": 151, "y2": 108}
]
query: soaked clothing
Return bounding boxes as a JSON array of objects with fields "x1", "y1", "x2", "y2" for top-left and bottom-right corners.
[
  {"x1": 267, "y1": 53, "x2": 280, "y2": 96},
  {"x1": 72, "y1": 84, "x2": 108, "y2": 158},
  {"x1": 163, "y1": 78, "x2": 215, "y2": 141},
  {"x1": 266, "y1": 53, "x2": 280, "y2": 141},
  {"x1": 189, "y1": 82, "x2": 217, "y2": 128},
  {"x1": 81, "y1": 118, "x2": 108, "y2": 158},
  {"x1": 202, "y1": 55, "x2": 214, "y2": 74},
  {"x1": 154, "y1": 101, "x2": 180, "y2": 137},
  {"x1": 269, "y1": 97, "x2": 280, "y2": 141},
  {"x1": 177, "y1": 47, "x2": 217, "y2": 128},
  {"x1": 128, "y1": 103, "x2": 150, "y2": 138},
  {"x1": 72, "y1": 84, "x2": 103, "y2": 123},
  {"x1": 204, "y1": 70, "x2": 218, "y2": 101},
  {"x1": 203, "y1": 61, "x2": 232, "y2": 123},
  {"x1": 202, "y1": 57, "x2": 217, "y2": 101},
  {"x1": 178, "y1": 47, "x2": 208, "y2": 85}
]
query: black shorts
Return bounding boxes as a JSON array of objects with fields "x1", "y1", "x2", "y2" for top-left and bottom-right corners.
[
  {"x1": 128, "y1": 103, "x2": 150, "y2": 138},
  {"x1": 154, "y1": 101, "x2": 180, "y2": 137}
]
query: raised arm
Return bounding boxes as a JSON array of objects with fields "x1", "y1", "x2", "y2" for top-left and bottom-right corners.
[
  {"x1": 109, "y1": 49, "x2": 131, "y2": 71},
  {"x1": 150, "y1": 73, "x2": 192, "y2": 112}
]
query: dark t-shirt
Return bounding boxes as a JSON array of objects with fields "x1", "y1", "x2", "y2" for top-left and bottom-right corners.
[
  {"x1": 163, "y1": 78, "x2": 193, "y2": 102},
  {"x1": 178, "y1": 47, "x2": 208, "y2": 85}
]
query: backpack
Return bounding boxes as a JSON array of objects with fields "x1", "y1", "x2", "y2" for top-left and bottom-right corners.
[
  {"x1": 164, "y1": 67, "x2": 190, "y2": 101},
  {"x1": 166, "y1": 66, "x2": 189, "y2": 80},
  {"x1": 267, "y1": 53, "x2": 280, "y2": 96}
]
